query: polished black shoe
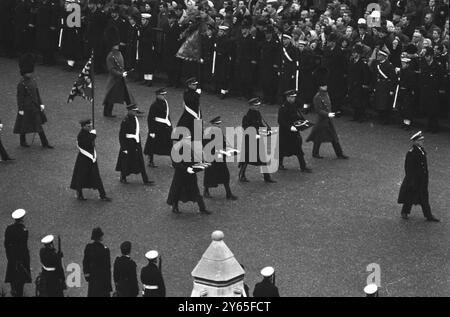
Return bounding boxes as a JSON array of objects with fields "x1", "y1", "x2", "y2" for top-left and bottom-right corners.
[
  {"x1": 20, "y1": 143, "x2": 30, "y2": 148},
  {"x1": 301, "y1": 167, "x2": 313, "y2": 173},
  {"x1": 120, "y1": 178, "x2": 129, "y2": 184},
  {"x1": 337, "y1": 155, "x2": 349, "y2": 160},
  {"x1": 279, "y1": 165, "x2": 287, "y2": 171},
  {"x1": 200, "y1": 209, "x2": 212, "y2": 215},
  {"x1": 104, "y1": 114, "x2": 117, "y2": 118},
  {"x1": 43, "y1": 144, "x2": 54, "y2": 149},
  {"x1": 226, "y1": 194, "x2": 238, "y2": 201},
  {"x1": 77, "y1": 195, "x2": 87, "y2": 201},
  {"x1": 263, "y1": 176, "x2": 276, "y2": 183},
  {"x1": 426, "y1": 217, "x2": 440, "y2": 222},
  {"x1": 143, "y1": 181, "x2": 154, "y2": 186},
  {"x1": 100, "y1": 196, "x2": 112, "y2": 202},
  {"x1": 401, "y1": 213, "x2": 409, "y2": 220},
  {"x1": 312, "y1": 155, "x2": 324, "y2": 159},
  {"x1": 172, "y1": 206, "x2": 181, "y2": 214}
]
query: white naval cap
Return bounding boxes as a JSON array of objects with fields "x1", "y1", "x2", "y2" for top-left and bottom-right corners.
[
  {"x1": 261, "y1": 266, "x2": 275, "y2": 277},
  {"x1": 358, "y1": 18, "x2": 367, "y2": 25},
  {"x1": 12, "y1": 209, "x2": 26, "y2": 220},
  {"x1": 141, "y1": 13, "x2": 152, "y2": 19},
  {"x1": 145, "y1": 250, "x2": 159, "y2": 260},
  {"x1": 364, "y1": 283, "x2": 378, "y2": 296},
  {"x1": 41, "y1": 235, "x2": 54, "y2": 244}
]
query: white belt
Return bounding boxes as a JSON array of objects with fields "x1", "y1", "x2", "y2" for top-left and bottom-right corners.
[
  {"x1": 184, "y1": 103, "x2": 201, "y2": 120},
  {"x1": 78, "y1": 144, "x2": 97, "y2": 163},
  {"x1": 126, "y1": 134, "x2": 140, "y2": 143},
  {"x1": 42, "y1": 265, "x2": 56, "y2": 272},
  {"x1": 143, "y1": 285, "x2": 159, "y2": 290},
  {"x1": 377, "y1": 65, "x2": 388, "y2": 79},
  {"x1": 155, "y1": 117, "x2": 171, "y2": 126},
  {"x1": 283, "y1": 47, "x2": 293, "y2": 62}
]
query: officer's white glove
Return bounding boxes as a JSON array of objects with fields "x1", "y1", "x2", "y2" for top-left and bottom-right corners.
[
  {"x1": 256, "y1": 134, "x2": 261, "y2": 139},
  {"x1": 217, "y1": 153, "x2": 223, "y2": 159},
  {"x1": 149, "y1": 133, "x2": 155, "y2": 138},
  {"x1": 123, "y1": 150, "x2": 128, "y2": 154},
  {"x1": 90, "y1": 129, "x2": 97, "y2": 135},
  {"x1": 303, "y1": 104, "x2": 309, "y2": 109},
  {"x1": 328, "y1": 112, "x2": 336, "y2": 118},
  {"x1": 122, "y1": 72, "x2": 128, "y2": 78},
  {"x1": 196, "y1": 88, "x2": 202, "y2": 95},
  {"x1": 395, "y1": 67, "x2": 400, "y2": 74},
  {"x1": 0, "y1": 124, "x2": 3, "y2": 131},
  {"x1": 200, "y1": 58, "x2": 204, "y2": 64},
  {"x1": 40, "y1": 104, "x2": 45, "y2": 111},
  {"x1": 389, "y1": 91, "x2": 394, "y2": 96},
  {"x1": 290, "y1": 126, "x2": 297, "y2": 132},
  {"x1": 187, "y1": 167, "x2": 195, "y2": 174},
  {"x1": 19, "y1": 111, "x2": 24, "y2": 116}
]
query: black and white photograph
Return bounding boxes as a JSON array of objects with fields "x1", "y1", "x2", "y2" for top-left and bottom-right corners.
[{"x1": 0, "y1": 0, "x2": 449, "y2": 302}]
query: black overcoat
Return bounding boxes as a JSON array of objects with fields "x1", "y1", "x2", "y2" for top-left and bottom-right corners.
[
  {"x1": 306, "y1": 91, "x2": 339, "y2": 144},
  {"x1": 4, "y1": 223, "x2": 31, "y2": 284},
  {"x1": 144, "y1": 99, "x2": 173, "y2": 156},
  {"x1": 83, "y1": 241, "x2": 112, "y2": 297}
]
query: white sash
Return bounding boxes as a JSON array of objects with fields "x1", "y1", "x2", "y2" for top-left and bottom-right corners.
[
  {"x1": 77, "y1": 143, "x2": 97, "y2": 163},
  {"x1": 377, "y1": 64, "x2": 388, "y2": 79},
  {"x1": 126, "y1": 116, "x2": 140, "y2": 143},
  {"x1": 42, "y1": 265, "x2": 56, "y2": 272},
  {"x1": 184, "y1": 102, "x2": 201, "y2": 120},
  {"x1": 154, "y1": 100, "x2": 171, "y2": 126},
  {"x1": 136, "y1": 30, "x2": 140, "y2": 60},
  {"x1": 283, "y1": 47, "x2": 293, "y2": 62},
  {"x1": 143, "y1": 285, "x2": 159, "y2": 290}
]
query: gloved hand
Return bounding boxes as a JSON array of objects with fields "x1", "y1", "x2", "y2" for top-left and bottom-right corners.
[
  {"x1": 40, "y1": 105, "x2": 45, "y2": 111},
  {"x1": 328, "y1": 112, "x2": 336, "y2": 118},
  {"x1": 187, "y1": 167, "x2": 195, "y2": 174},
  {"x1": 149, "y1": 133, "x2": 155, "y2": 138},
  {"x1": 290, "y1": 126, "x2": 297, "y2": 132},
  {"x1": 123, "y1": 150, "x2": 128, "y2": 154},
  {"x1": 196, "y1": 88, "x2": 202, "y2": 95},
  {"x1": 19, "y1": 111, "x2": 24, "y2": 116},
  {"x1": 90, "y1": 129, "x2": 97, "y2": 135},
  {"x1": 122, "y1": 72, "x2": 128, "y2": 78},
  {"x1": 256, "y1": 134, "x2": 261, "y2": 139}
]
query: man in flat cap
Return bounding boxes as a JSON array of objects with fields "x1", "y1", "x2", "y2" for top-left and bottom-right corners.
[
  {"x1": 398, "y1": 132, "x2": 440, "y2": 222},
  {"x1": 140, "y1": 250, "x2": 166, "y2": 297},
  {"x1": 116, "y1": 104, "x2": 153, "y2": 185},
  {"x1": 253, "y1": 266, "x2": 280, "y2": 297},
  {"x1": 70, "y1": 119, "x2": 111, "y2": 201},
  {"x1": 38, "y1": 235, "x2": 66, "y2": 297},
  {"x1": 13, "y1": 53, "x2": 54, "y2": 149},
  {"x1": 144, "y1": 88, "x2": 173, "y2": 168},
  {"x1": 4, "y1": 209, "x2": 31, "y2": 297},
  {"x1": 113, "y1": 241, "x2": 139, "y2": 297},
  {"x1": 83, "y1": 227, "x2": 113, "y2": 297}
]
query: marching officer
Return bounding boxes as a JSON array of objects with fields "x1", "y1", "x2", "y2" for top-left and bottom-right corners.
[
  {"x1": 13, "y1": 53, "x2": 54, "y2": 149},
  {"x1": 113, "y1": 241, "x2": 139, "y2": 297},
  {"x1": 70, "y1": 119, "x2": 112, "y2": 201},
  {"x1": 116, "y1": 104, "x2": 153, "y2": 186},
  {"x1": 278, "y1": 90, "x2": 312, "y2": 173},
  {"x1": 253, "y1": 266, "x2": 280, "y2": 297},
  {"x1": 4, "y1": 209, "x2": 31, "y2": 297},
  {"x1": 138, "y1": 13, "x2": 156, "y2": 86},
  {"x1": 279, "y1": 34, "x2": 298, "y2": 94},
  {"x1": 144, "y1": 88, "x2": 173, "y2": 168},
  {"x1": 239, "y1": 97, "x2": 276, "y2": 183},
  {"x1": 369, "y1": 46, "x2": 396, "y2": 125},
  {"x1": 396, "y1": 56, "x2": 416, "y2": 130},
  {"x1": 39, "y1": 235, "x2": 66, "y2": 297},
  {"x1": 0, "y1": 119, "x2": 13, "y2": 161},
  {"x1": 83, "y1": 227, "x2": 113, "y2": 297},
  {"x1": 60, "y1": 0, "x2": 83, "y2": 71},
  {"x1": 203, "y1": 116, "x2": 238, "y2": 200},
  {"x1": 398, "y1": 131, "x2": 440, "y2": 222},
  {"x1": 260, "y1": 25, "x2": 281, "y2": 104},
  {"x1": 213, "y1": 25, "x2": 232, "y2": 99},
  {"x1": 140, "y1": 250, "x2": 166, "y2": 297},
  {"x1": 347, "y1": 44, "x2": 371, "y2": 122},
  {"x1": 306, "y1": 68, "x2": 349, "y2": 160},
  {"x1": 177, "y1": 77, "x2": 202, "y2": 140}
]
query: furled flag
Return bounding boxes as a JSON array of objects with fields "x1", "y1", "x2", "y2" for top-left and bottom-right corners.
[{"x1": 67, "y1": 56, "x2": 93, "y2": 103}]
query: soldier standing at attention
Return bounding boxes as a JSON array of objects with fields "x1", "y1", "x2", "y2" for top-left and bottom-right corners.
[
  {"x1": 140, "y1": 250, "x2": 166, "y2": 297},
  {"x1": 398, "y1": 131, "x2": 440, "y2": 222},
  {"x1": 253, "y1": 266, "x2": 280, "y2": 297},
  {"x1": 39, "y1": 235, "x2": 66, "y2": 297},
  {"x1": 4, "y1": 209, "x2": 31, "y2": 297},
  {"x1": 113, "y1": 241, "x2": 139, "y2": 297}
]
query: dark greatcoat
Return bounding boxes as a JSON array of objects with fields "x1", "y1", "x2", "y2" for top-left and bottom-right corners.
[
  {"x1": 259, "y1": 36, "x2": 281, "y2": 98},
  {"x1": 115, "y1": 115, "x2": 146, "y2": 176},
  {"x1": 13, "y1": 76, "x2": 47, "y2": 135},
  {"x1": 213, "y1": 35, "x2": 232, "y2": 90},
  {"x1": 371, "y1": 60, "x2": 396, "y2": 111},
  {"x1": 307, "y1": 91, "x2": 339, "y2": 144},
  {"x1": 397, "y1": 65, "x2": 416, "y2": 118},
  {"x1": 234, "y1": 34, "x2": 258, "y2": 87},
  {"x1": 419, "y1": 59, "x2": 443, "y2": 116},
  {"x1": 125, "y1": 23, "x2": 139, "y2": 71},
  {"x1": 35, "y1": 1, "x2": 59, "y2": 53},
  {"x1": 83, "y1": 241, "x2": 112, "y2": 297},
  {"x1": 162, "y1": 22, "x2": 182, "y2": 75},
  {"x1": 398, "y1": 145, "x2": 430, "y2": 205},
  {"x1": 70, "y1": 130, "x2": 105, "y2": 191},
  {"x1": 200, "y1": 34, "x2": 215, "y2": 84},
  {"x1": 240, "y1": 109, "x2": 270, "y2": 166},
  {"x1": 278, "y1": 101, "x2": 306, "y2": 158},
  {"x1": 253, "y1": 279, "x2": 280, "y2": 297},
  {"x1": 347, "y1": 58, "x2": 371, "y2": 109},
  {"x1": 113, "y1": 256, "x2": 139, "y2": 297},
  {"x1": 39, "y1": 246, "x2": 65, "y2": 297},
  {"x1": 279, "y1": 44, "x2": 298, "y2": 93},
  {"x1": 144, "y1": 98, "x2": 173, "y2": 156},
  {"x1": 203, "y1": 127, "x2": 231, "y2": 188},
  {"x1": 4, "y1": 222, "x2": 32, "y2": 285},
  {"x1": 323, "y1": 46, "x2": 348, "y2": 109},
  {"x1": 298, "y1": 48, "x2": 317, "y2": 104},
  {"x1": 14, "y1": 0, "x2": 36, "y2": 53},
  {"x1": 103, "y1": 48, "x2": 136, "y2": 106},
  {"x1": 138, "y1": 22, "x2": 156, "y2": 75},
  {"x1": 140, "y1": 262, "x2": 166, "y2": 297},
  {"x1": 176, "y1": 89, "x2": 202, "y2": 139},
  {"x1": 60, "y1": 6, "x2": 83, "y2": 61}
]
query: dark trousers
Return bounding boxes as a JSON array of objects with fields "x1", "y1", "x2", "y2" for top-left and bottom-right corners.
[
  {"x1": 172, "y1": 196, "x2": 206, "y2": 212},
  {"x1": 20, "y1": 132, "x2": 49, "y2": 146},
  {"x1": 103, "y1": 103, "x2": 114, "y2": 116},
  {"x1": 0, "y1": 138, "x2": 11, "y2": 160},
  {"x1": 401, "y1": 202, "x2": 433, "y2": 219},
  {"x1": 280, "y1": 154, "x2": 307, "y2": 170},
  {"x1": 77, "y1": 185, "x2": 106, "y2": 199},
  {"x1": 205, "y1": 182, "x2": 233, "y2": 197},
  {"x1": 120, "y1": 168, "x2": 149, "y2": 184},
  {"x1": 10, "y1": 282, "x2": 25, "y2": 297},
  {"x1": 313, "y1": 141, "x2": 344, "y2": 157}
]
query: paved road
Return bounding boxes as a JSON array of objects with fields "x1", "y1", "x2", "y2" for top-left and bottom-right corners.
[{"x1": 0, "y1": 57, "x2": 449, "y2": 297}]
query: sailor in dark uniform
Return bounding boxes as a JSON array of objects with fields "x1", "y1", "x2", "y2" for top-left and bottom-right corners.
[
  {"x1": 253, "y1": 266, "x2": 280, "y2": 297},
  {"x1": 116, "y1": 104, "x2": 153, "y2": 186},
  {"x1": 4, "y1": 209, "x2": 31, "y2": 297},
  {"x1": 398, "y1": 131, "x2": 440, "y2": 222},
  {"x1": 260, "y1": 25, "x2": 281, "y2": 105},
  {"x1": 213, "y1": 25, "x2": 232, "y2": 99},
  {"x1": 176, "y1": 77, "x2": 203, "y2": 140},
  {"x1": 83, "y1": 227, "x2": 113, "y2": 297},
  {"x1": 278, "y1": 90, "x2": 312, "y2": 172},
  {"x1": 113, "y1": 241, "x2": 139, "y2": 297},
  {"x1": 140, "y1": 250, "x2": 166, "y2": 297},
  {"x1": 396, "y1": 56, "x2": 415, "y2": 130},
  {"x1": 138, "y1": 13, "x2": 156, "y2": 86},
  {"x1": 144, "y1": 88, "x2": 173, "y2": 168},
  {"x1": 39, "y1": 235, "x2": 65, "y2": 297},
  {"x1": 203, "y1": 116, "x2": 238, "y2": 200},
  {"x1": 239, "y1": 98, "x2": 276, "y2": 183},
  {"x1": 279, "y1": 34, "x2": 298, "y2": 95},
  {"x1": 70, "y1": 119, "x2": 111, "y2": 201},
  {"x1": 0, "y1": 119, "x2": 14, "y2": 161}
]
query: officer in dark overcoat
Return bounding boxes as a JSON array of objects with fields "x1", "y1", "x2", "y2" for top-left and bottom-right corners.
[
  {"x1": 35, "y1": 0, "x2": 59, "y2": 65},
  {"x1": 278, "y1": 90, "x2": 312, "y2": 172},
  {"x1": 113, "y1": 241, "x2": 139, "y2": 297},
  {"x1": 253, "y1": 266, "x2": 280, "y2": 297},
  {"x1": 398, "y1": 131, "x2": 440, "y2": 222},
  {"x1": 13, "y1": 53, "x2": 54, "y2": 149},
  {"x1": 397, "y1": 56, "x2": 416, "y2": 130},
  {"x1": 116, "y1": 104, "x2": 153, "y2": 185},
  {"x1": 163, "y1": 11, "x2": 182, "y2": 87},
  {"x1": 144, "y1": 88, "x2": 173, "y2": 167},
  {"x1": 279, "y1": 34, "x2": 298, "y2": 94},
  {"x1": 297, "y1": 40, "x2": 317, "y2": 111},
  {"x1": 259, "y1": 25, "x2": 281, "y2": 104},
  {"x1": 4, "y1": 209, "x2": 31, "y2": 297},
  {"x1": 125, "y1": 14, "x2": 139, "y2": 78},
  {"x1": 347, "y1": 44, "x2": 371, "y2": 122},
  {"x1": 39, "y1": 235, "x2": 65, "y2": 297},
  {"x1": 14, "y1": 0, "x2": 36, "y2": 54},
  {"x1": 138, "y1": 13, "x2": 156, "y2": 86},
  {"x1": 213, "y1": 25, "x2": 232, "y2": 99},
  {"x1": 106, "y1": 6, "x2": 129, "y2": 65},
  {"x1": 60, "y1": 0, "x2": 84, "y2": 70},
  {"x1": 70, "y1": 119, "x2": 111, "y2": 201},
  {"x1": 0, "y1": 119, "x2": 13, "y2": 161},
  {"x1": 86, "y1": 0, "x2": 108, "y2": 73},
  {"x1": 83, "y1": 227, "x2": 113, "y2": 297},
  {"x1": 176, "y1": 77, "x2": 202, "y2": 140},
  {"x1": 200, "y1": 25, "x2": 215, "y2": 92},
  {"x1": 140, "y1": 250, "x2": 166, "y2": 297}
]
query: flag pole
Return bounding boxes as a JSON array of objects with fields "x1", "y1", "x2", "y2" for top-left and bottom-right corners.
[{"x1": 91, "y1": 50, "x2": 95, "y2": 129}]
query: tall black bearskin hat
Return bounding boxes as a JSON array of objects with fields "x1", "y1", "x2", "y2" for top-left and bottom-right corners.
[
  {"x1": 19, "y1": 53, "x2": 35, "y2": 76},
  {"x1": 315, "y1": 67, "x2": 329, "y2": 87},
  {"x1": 104, "y1": 26, "x2": 120, "y2": 50}
]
